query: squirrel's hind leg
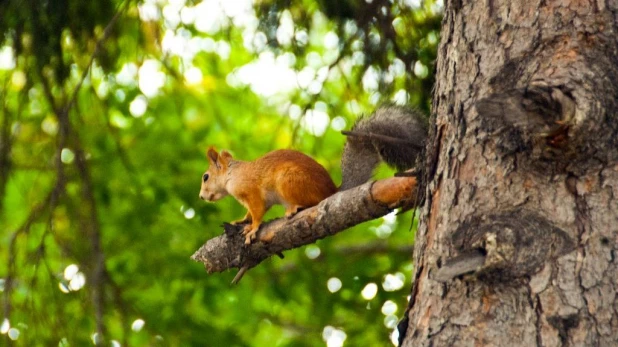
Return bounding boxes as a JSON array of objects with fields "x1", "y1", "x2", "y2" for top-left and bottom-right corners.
[{"x1": 284, "y1": 205, "x2": 302, "y2": 218}]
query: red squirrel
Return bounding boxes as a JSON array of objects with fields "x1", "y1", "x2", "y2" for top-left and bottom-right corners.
[{"x1": 199, "y1": 105, "x2": 427, "y2": 244}]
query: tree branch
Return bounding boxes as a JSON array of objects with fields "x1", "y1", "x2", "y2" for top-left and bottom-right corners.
[
  {"x1": 290, "y1": 28, "x2": 360, "y2": 145},
  {"x1": 63, "y1": 0, "x2": 130, "y2": 118},
  {"x1": 3, "y1": 189, "x2": 55, "y2": 328},
  {"x1": 26, "y1": 2, "x2": 129, "y2": 343},
  {"x1": 191, "y1": 176, "x2": 417, "y2": 283}
]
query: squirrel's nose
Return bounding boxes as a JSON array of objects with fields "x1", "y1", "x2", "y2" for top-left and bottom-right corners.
[{"x1": 199, "y1": 193, "x2": 205, "y2": 200}]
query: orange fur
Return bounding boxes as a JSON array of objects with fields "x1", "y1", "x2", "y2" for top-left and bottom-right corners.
[{"x1": 200, "y1": 148, "x2": 336, "y2": 244}]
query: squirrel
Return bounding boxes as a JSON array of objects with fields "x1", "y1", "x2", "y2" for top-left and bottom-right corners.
[{"x1": 199, "y1": 105, "x2": 427, "y2": 244}]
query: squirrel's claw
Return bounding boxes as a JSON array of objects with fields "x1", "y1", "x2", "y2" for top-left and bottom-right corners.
[
  {"x1": 243, "y1": 225, "x2": 258, "y2": 244},
  {"x1": 244, "y1": 231, "x2": 257, "y2": 245}
]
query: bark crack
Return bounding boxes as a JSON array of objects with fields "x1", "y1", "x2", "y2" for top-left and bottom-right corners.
[{"x1": 534, "y1": 293, "x2": 544, "y2": 346}]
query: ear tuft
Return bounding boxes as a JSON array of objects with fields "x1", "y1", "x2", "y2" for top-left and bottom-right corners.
[
  {"x1": 207, "y1": 147, "x2": 220, "y2": 167},
  {"x1": 220, "y1": 150, "x2": 233, "y2": 164}
]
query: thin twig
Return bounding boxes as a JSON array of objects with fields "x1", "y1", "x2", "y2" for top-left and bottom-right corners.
[
  {"x1": 231, "y1": 266, "x2": 249, "y2": 285},
  {"x1": 62, "y1": 0, "x2": 131, "y2": 118},
  {"x1": 74, "y1": 131, "x2": 107, "y2": 342},
  {"x1": 0, "y1": 78, "x2": 13, "y2": 214},
  {"x1": 290, "y1": 30, "x2": 361, "y2": 146},
  {"x1": 3, "y1": 190, "x2": 54, "y2": 326},
  {"x1": 88, "y1": 84, "x2": 138, "y2": 176},
  {"x1": 104, "y1": 269, "x2": 131, "y2": 346}
]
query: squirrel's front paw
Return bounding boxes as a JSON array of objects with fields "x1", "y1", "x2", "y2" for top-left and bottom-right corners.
[
  {"x1": 242, "y1": 225, "x2": 258, "y2": 244},
  {"x1": 244, "y1": 234, "x2": 253, "y2": 245},
  {"x1": 244, "y1": 230, "x2": 257, "y2": 244}
]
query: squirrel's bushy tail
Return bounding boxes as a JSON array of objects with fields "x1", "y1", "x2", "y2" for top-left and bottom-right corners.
[{"x1": 340, "y1": 105, "x2": 427, "y2": 191}]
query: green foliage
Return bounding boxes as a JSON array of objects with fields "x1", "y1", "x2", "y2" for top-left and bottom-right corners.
[{"x1": 0, "y1": 0, "x2": 441, "y2": 345}]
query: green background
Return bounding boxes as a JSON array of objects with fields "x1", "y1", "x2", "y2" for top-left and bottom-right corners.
[{"x1": 0, "y1": 0, "x2": 441, "y2": 345}]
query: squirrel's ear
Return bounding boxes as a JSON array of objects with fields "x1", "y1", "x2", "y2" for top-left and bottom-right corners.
[
  {"x1": 220, "y1": 150, "x2": 233, "y2": 164},
  {"x1": 207, "y1": 147, "x2": 220, "y2": 168}
]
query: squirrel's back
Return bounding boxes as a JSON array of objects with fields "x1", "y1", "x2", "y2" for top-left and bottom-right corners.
[{"x1": 242, "y1": 149, "x2": 337, "y2": 207}]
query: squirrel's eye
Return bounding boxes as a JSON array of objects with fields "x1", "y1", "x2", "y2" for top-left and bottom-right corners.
[{"x1": 202, "y1": 173, "x2": 209, "y2": 182}]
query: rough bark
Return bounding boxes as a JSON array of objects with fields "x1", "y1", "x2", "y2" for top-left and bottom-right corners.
[
  {"x1": 192, "y1": 176, "x2": 417, "y2": 283},
  {"x1": 401, "y1": 1, "x2": 618, "y2": 346}
]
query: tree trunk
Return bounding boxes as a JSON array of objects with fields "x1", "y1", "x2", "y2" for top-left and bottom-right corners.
[{"x1": 401, "y1": 1, "x2": 618, "y2": 346}]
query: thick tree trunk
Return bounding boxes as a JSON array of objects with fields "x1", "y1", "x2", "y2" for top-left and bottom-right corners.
[{"x1": 401, "y1": 1, "x2": 618, "y2": 346}]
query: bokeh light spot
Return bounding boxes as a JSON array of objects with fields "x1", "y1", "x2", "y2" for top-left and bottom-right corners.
[
  {"x1": 381, "y1": 300, "x2": 398, "y2": 315},
  {"x1": 305, "y1": 245, "x2": 321, "y2": 260},
  {"x1": 361, "y1": 283, "x2": 378, "y2": 300},
  {"x1": 132, "y1": 319, "x2": 145, "y2": 332},
  {"x1": 382, "y1": 273, "x2": 405, "y2": 292},
  {"x1": 322, "y1": 326, "x2": 347, "y2": 347},
  {"x1": 327, "y1": 278, "x2": 342, "y2": 293},
  {"x1": 61, "y1": 148, "x2": 75, "y2": 164}
]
